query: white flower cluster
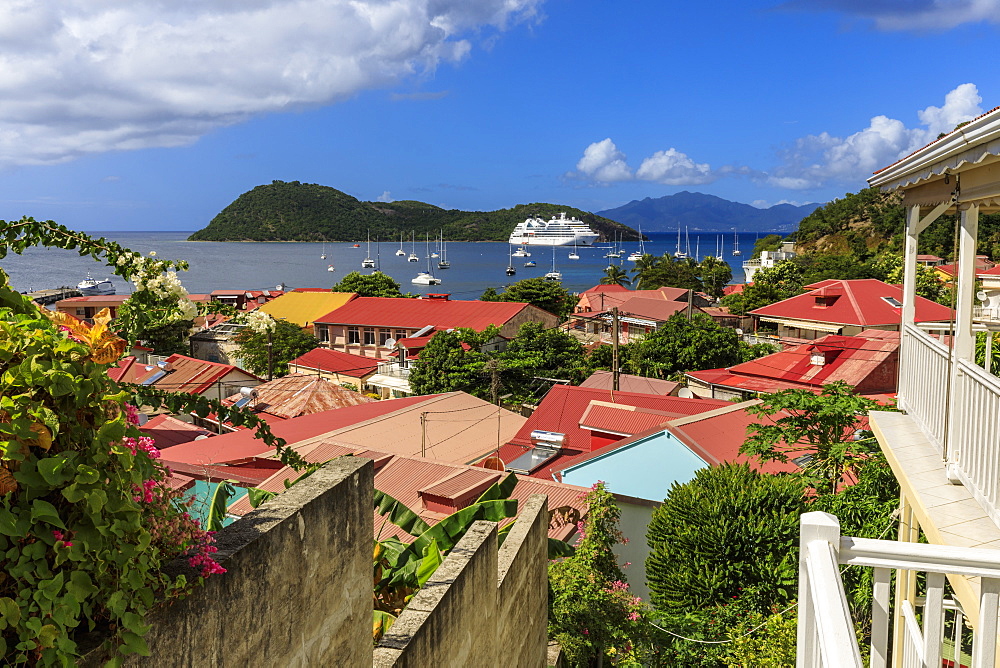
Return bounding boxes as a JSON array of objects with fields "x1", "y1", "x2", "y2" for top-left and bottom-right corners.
[
  {"x1": 134, "y1": 271, "x2": 187, "y2": 300},
  {"x1": 244, "y1": 310, "x2": 277, "y2": 334}
]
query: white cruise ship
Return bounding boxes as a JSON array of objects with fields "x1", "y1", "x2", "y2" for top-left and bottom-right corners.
[{"x1": 508, "y1": 212, "x2": 600, "y2": 247}]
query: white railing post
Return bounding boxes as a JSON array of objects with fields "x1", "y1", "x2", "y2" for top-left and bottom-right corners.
[
  {"x1": 922, "y1": 572, "x2": 945, "y2": 666},
  {"x1": 971, "y1": 577, "x2": 1000, "y2": 668},
  {"x1": 871, "y1": 567, "x2": 891, "y2": 668}
]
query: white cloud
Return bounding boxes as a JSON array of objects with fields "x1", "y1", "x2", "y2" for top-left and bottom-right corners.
[
  {"x1": 0, "y1": 0, "x2": 540, "y2": 167},
  {"x1": 768, "y1": 83, "x2": 983, "y2": 190},
  {"x1": 575, "y1": 139, "x2": 633, "y2": 182},
  {"x1": 377, "y1": 190, "x2": 393, "y2": 202},
  {"x1": 635, "y1": 148, "x2": 715, "y2": 185},
  {"x1": 784, "y1": 0, "x2": 1000, "y2": 31}
]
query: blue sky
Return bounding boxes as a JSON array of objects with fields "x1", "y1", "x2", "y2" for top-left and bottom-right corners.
[{"x1": 0, "y1": 0, "x2": 997, "y2": 231}]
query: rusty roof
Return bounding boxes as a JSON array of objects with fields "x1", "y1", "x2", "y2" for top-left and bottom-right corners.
[
  {"x1": 129, "y1": 354, "x2": 258, "y2": 394},
  {"x1": 222, "y1": 373, "x2": 374, "y2": 420},
  {"x1": 579, "y1": 370, "x2": 679, "y2": 396}
]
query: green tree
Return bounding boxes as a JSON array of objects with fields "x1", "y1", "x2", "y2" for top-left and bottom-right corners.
[
  {"x1": 600, "y1": 265, "x2": 632, "y2": 287},
  {"x1": 698, "y1": 255, "x2": 733, "y2": 299},
  {"x1": 720, "y1": 282, "x2": 796, "y2": 315},
  {"x1": 479, "y1": 277, "x2": 573, "y2": 319},
  {"x1": 232, "y1": 318, "x2": 319, "y2": 377},
  {"x1": 751, "y1": 234, "x2": 783, "y2": 258},
  {"x1": 331, "y1": 271, "x2": 406, "y2": 297},
  {"x1": 633, "y1": 256, "x2": 702, "y2": 291},
  {"x1": 871, "y1": 253, "x2": 945, "y2": 302},
  {"x1": 646, "y1": 463, "x2": 806, "y2": 614},
  {"x1": 500, "y1": 321, "x2": 587, "y2": 392},
  {"x1": 549, "y1": 483, "x2": 649, "y2": 667},
  {"x1": 626, "y1": 313, "x2": 740, "y2": 378},
  {"x1": 407, "y1": 328, "x2": 488, "y2": 396},
  {"x1": 740, "y1": 381, "x2": 879, "y2": 494}
]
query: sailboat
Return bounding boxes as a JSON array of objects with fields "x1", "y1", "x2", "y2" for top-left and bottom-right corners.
[
  {"x1": 627, "y1": 224, "x2": 645, "y2": 261},
  {"x1": 362, "y1": 231, "x2": 376, "y2": 268},
  {"x1": 437, "y1": 231, "x2": 450, "y2": 269},
  {"x1": 506, "y1": 246, "x2": 516, "y2": 276},
  {"x1": 320, "y1": 237, "x2": 327, "y2": 260},
  {"x1": 605, "y1": 232, "x2": 622, "y2": 259},
  {"x1": 407, "y1": 232, "x2": 419, "y2": 262},
  {"x1": 544, "y1": 246, "x2": 562, "y2": 281},
  {"x1": 396, "y1": 232, "x2": 406, "y2": 256},
  {"x1": 695, "y1": 237, "x2": 700, "y2": 262},
  {"x1": 673, "y1": 226, "x2": 687, "y2": 259},
  {"x1": 412, "y1": 234, "x2": 442, "y2": 285},
  {"x1": 732, "y1": 228, "x2": 742, "y2": 256},
  {"x1": 512, "y1": 245, "x2": 530, "y2": 257},
  {"x1": 568, "y1": 241, "x2": 580, "y2": 260}
]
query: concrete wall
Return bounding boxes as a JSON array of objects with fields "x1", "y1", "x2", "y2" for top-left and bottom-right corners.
[
  {"x1": 80, "y1": 457, "x2": 373, "y2": 667},
  {"x1": 374, "y1": 494, "x2": 551, "y2": 668},
  {"x1": 496, "y1": 495, "x2": 549, "y2": 668}
]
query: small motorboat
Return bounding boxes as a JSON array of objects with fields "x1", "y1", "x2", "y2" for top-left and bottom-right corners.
[
  {"x1": 411, "y1": 272, "x2": 441, "y2": 285},
  {"x1": 77, "y1": 273, "x2": 114, "y2": 296},
  {"x1": 524, "y1": 260, "x2": 536, "y2": 268},
  {"x1": 327, "y1": 265, "x2": 335, "y2": 272},
  {"x1": 352, "y1": 243, "x2": 360, "y2": 248}
]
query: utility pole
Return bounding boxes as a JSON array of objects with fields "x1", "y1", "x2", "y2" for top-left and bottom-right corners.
[
  {"x1": 420, "y1": 412, "x2": 427, "y2": 458},
  {"x1": 611, "y1": 307, "x2": 620, "y2": 391},
  {"x1": 486, "y1": 358, "x2": 501, "y2": 405},
  {"x1": 266, "y1": 327, "x2": 274, "y2": 381},
  {"x1": 686, "y1": 286, "x2": 694, "y2": 320}
]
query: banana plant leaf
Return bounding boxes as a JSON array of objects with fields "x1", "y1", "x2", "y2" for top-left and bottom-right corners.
[
  {"x1": 247, "y1": 487, "x2": 279, "y2": 509},
  {"x1": 473, "y1": 471, "x2": 518, "y2": 504},
  {"x1": 548, "y1": 538, "x2": 576, "y2": 559},
  {"x1": 415, "y1": 538, "x2": 443, "y2": 587},
  {"x1": 372, "y1": 610, "x2": 397, "y2": 642},
  {"x1": 205, "y1": 480, "x2": 237, "y2": 532},
  {"x1": 374, "y1": 488, "x2": 431, "y2": 537}
]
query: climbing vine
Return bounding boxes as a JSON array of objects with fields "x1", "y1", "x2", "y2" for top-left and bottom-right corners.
[{"x1": 0, "y1": 218, "x2": 302, "y2": 664}]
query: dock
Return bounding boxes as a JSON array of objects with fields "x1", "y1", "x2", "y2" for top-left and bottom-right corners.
[{"x1": 25, "y1": 288, "x2": 83, "y2": 305}]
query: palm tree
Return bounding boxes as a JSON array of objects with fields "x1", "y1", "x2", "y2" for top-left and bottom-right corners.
[
  {"x1": 600, "y1": 265, "x2": 632, "y2": 287},
  {"x1": 631, "y1": 253, "x2": 662, "y2": 289}
]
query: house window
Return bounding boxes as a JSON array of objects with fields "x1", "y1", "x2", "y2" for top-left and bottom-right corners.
[
  {"x1": 318, "y1": 326, "x2": 330, "y2": 343},
  {"x1": 348, "y1": 327, "x2": 360, "y2": 344},
  {"x1": 363, "y1": 328, "x2": 375, "y2": 346},
  {"x1": 75, "y1": 308, "x2": 86, "y2": 316},
  {"x1": 379, "y1": 330, "x2": 391, "y2": 347},
  {"x1": 395, "y1": 329, "x2": 407, "y2": 341}
]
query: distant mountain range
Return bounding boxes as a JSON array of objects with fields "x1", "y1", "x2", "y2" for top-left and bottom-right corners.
[{"x1": 596, "y1": 191, "x2": 823, "y2": 234}]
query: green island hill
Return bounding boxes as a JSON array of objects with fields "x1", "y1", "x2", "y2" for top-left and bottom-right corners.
[{"x1": 188, "y1": 180, "x2": 644, "y2": 243}]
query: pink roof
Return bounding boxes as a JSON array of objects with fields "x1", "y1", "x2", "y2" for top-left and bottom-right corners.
[
  {"x1": 579, "y1": 370, "x2": 679, "y2": 395},
  {"x1": 723, "y1": 284, "x2": 747, "y2": 296},
  {"x1": 575, "y1": 286, "x2": 690, "y2": 313},
  {"x1": 288, "y1": 348, "x2": 378, "y2": 378},
  {"x1": 314, "y1": 296, "x2": 539, "y2": 330},
  {"x1": 580, "y1": 284, "x2": 630, "y2": 295},
  {"x1": 160, "y1": 394, "x2": 434, "y2": 467},
  {"x1": 750, "y1": 279, "x2": 953, "y2": 326},
  {"x1": 229, "y1": 452, "x2": 590, "y2": 542},
  {"x1": 57, "y1": 294, "x2": 131, "y2": 303},
  {"x1": 615, "y1": 296, "x2": 697, "y2": 321},
  {"x1": 916, "y1": 254, "x2": 942, "y2": 261},
  {"x1": 220, "y1": 374, "x2": 374, "y2": 421}
]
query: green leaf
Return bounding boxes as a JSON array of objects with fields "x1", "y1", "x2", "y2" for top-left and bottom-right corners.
[
  {"x1": 374, "y1": 488, "x2": 431, "y2": 537},
  {"x1": 31, "y1": 499, "x2": 66, "y2": 529},
  {"x1": 75, "y1": 464, "x2": 100, "y2": 485},
  {"x1": 37, "y1": 624, "x2": 58, "y2": 648},
  {"x1": 206, "y1": 480, "x2": 236, "y2": 532},
  {"x1": 120, "y1": 631, "x2": 151, "y2": 656},
  {"x1": 38, "y1": 455, "x2": 70, "y2": 485},
  {"x1": 67, "y1": 571, "x2": 97, "y2": 600},
  {"x1": 0, "y1": 597, "x2": 20, "y2": 626},
  {"x1": 415, "y1": 539, "x2": 443, "y2": 587},
  {"x1": 547, "y1": 538, "x2": 575, "y2": 559},
  {"x1": 247, "y1": 487, "x2": 278, "y2": 509},
  {"x1": 0, "y1": 509, "x2": 18, "y2": 536},
  {"x1": 474, "y1": 472, "x2": 518, "y2": 503}
]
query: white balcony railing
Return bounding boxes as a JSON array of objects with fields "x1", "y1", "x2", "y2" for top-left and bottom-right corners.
[
  {"x1": 900, "y1": 322, "x2": 1000, "y2": 527},
  {"x1": 375, "y1": 362, "x2": 410, "y2": 379},
  {"x1": 899, "y1": 323, "x2": 951, "y2": 451},
  {"x1": 798, "y1": 511, "x2": 999, "y2": 668}
]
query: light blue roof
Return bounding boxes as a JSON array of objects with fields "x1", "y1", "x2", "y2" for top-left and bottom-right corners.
[{"x1": 560, "y1": 429, "x2": 707, "y2": 503}]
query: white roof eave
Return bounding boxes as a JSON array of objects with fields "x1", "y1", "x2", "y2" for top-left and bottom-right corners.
[{"x1": 868, "y1": 108, "x2": 1000, "y2": 191}]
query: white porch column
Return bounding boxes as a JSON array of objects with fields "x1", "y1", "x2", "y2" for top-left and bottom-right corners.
[
  {"x1": 954, "y1": 203, "x2": 980, "y2": 361},
  {"x1": 901, "y1": 204, "x2": 921, "y2": 329}
]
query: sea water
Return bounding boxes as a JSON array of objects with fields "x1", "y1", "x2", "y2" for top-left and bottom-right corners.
[{"x1": 0, "y1": 231, "x2": 771, "y2": 297}]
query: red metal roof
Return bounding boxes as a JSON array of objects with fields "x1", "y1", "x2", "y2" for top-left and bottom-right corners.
[
  {"x1": 579, "y1": 402, "x2": 676, "y2": 436},
  {"x1": 722, "y1": 284, "x2": 747, "y2": 296},
  {"x1": 288, "y1": 348, "x2": 379, "y2": 378},
  {"x1": 750, "y1": 279, "x2": 953, "y2": 326},
  {"x1": 314, "y1": 296, "x2": 539, "y2": 330},
  {"x1": 580, "y1": 284, "x2": 630, "y2": 295},
  {"x1": 615, "y1": 296, "x2": 697, "y2": 322},
  {"x1": 129, "y1": 354, "x2": 258, "y2": 394},
  {"x1": 688, "y1": 330, "x2": 899, "y2": 394},
  {"x1": 496, "y1": 385, "x2": 731, "y2": 480},
  {"x1": 139, "y1": 414, "x2": 212, "y2": 449},
  {"x1": 575, "y1": 286, "x2": 690, "y2": 313}
]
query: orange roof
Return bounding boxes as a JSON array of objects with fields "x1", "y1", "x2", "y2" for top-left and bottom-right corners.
[
  {"x1": 579, "y1": 370, "x2": 679, "y2": 396},
  {"x1": 124, "y1": 354, "x2": 258, "y2": 394}
]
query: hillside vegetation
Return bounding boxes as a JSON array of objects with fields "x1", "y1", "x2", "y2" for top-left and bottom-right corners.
[
  {"x1": 791, "y1": 187, "x2": 1000, "y2": 261},
  {"x1": 188, "y1": 181, "x2": 642, "y2": 242}
]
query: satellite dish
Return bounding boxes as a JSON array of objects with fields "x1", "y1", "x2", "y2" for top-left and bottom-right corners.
[
  {"x1": 977, "y1": 290, "x2": 988, "y2": 303},
  {"x1": 384, "y1": 338, "x2": 397, "y2": 349},
  {"x1": 735, "y1": 328, "x2": 744, "y2": 335},
  {"x1": 677, "y1": 388, "x2": 695, "y2": 399},
  {"x1": 136, "y1": 412, "x2": 149, "y2": 426}
]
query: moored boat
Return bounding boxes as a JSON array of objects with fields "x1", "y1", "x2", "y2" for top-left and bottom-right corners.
[{"x1": 77, "y1": 273, "x2": 114, "y2": 296}]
